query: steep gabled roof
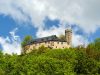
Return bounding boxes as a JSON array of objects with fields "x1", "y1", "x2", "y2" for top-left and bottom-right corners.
[
  {"x1": 26, "y1": 35, "x2": 66, "y2": 46},
  {"x1": 34, "y1": 35, "x2": 58, "y2": 42}
]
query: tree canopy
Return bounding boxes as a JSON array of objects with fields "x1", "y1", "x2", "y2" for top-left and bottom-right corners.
[
  {"x1": 0, "y1": 38, "x2": 100, "y2": 75},
  {"x1": 21, "y1": 35, "x2": 33, "y2": 47},
  {"x1": 59, "y1": 34, "x2": 66, "y2": 41}
]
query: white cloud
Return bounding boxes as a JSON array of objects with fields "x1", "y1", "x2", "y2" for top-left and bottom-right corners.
[
  {"x1": 36, "y1": 24, "x2": 66, "y2": 37},
  {"x1": 36, "y1": 24, "x2": 89, "y2": 47},
  {"x1": 0, "y1": 28, "x2": 21, "y2": 55},
  {"x1": 0, "y1": 0, "x2": 100, "y2": 33},
  {"x1": 0, "y1": 0, "x2": 99, "y2": 47},
  {"x1": 72, "y1": 33, "x2": 89, "y2": 47}
]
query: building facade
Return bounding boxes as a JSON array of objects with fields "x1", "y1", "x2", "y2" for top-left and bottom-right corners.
[{"x1": 23, "y1": 29, "x2": 72, "y2": 53}]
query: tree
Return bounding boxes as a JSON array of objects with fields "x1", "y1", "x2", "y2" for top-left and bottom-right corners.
[
  {"x1": 59, "y1": 34, "x2": 66, "y2": 41},
  {"x1": 21, "y1": 35, "x2": 33, "y2": 47},
  {"x1": 94, "y1": 38, "x2": 100, "y2": 51},
  {"x1": 37, "y1": 45, "x2": 48, "y2": 54},
  {"x1": 86, "y1": 38, "x2": 100, "y2": 60},
  {"x1": 0, "y1": 50, "x2": 3, "y2": 57},
  {"x1": 74, "y1": 50, "x2": 98, "y2": 75}
]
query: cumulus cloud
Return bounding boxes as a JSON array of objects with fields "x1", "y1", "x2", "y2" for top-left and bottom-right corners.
[
  {"x1": 36, "y1": 24, "x2": 89, "y2": 47},
  {"x1": 0, "y1": 28, "x2": 21, "y2": 55},
  {"x1": 72, "y1": 33, "x2": 89, "y2": 47},
  {"x1": 0, "y1": 0, "x2": 100, "y2": 32},
  {"x1": 0, "y1": 0, "x2": 99, "y2": 47}
]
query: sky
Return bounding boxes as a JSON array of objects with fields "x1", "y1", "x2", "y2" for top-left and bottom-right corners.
[{"x1": 0, "y1": 0, "x2": 100, "y2": 54}]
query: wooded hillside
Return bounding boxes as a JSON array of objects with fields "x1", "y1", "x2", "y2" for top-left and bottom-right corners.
[{"x1": 0, "y1": 38, "x2": 100, "y2": 75}]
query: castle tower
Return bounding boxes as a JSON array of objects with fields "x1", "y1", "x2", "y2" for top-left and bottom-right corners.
[{"x1": 65, "y1": 28, "x2": 72, "y2": 46}]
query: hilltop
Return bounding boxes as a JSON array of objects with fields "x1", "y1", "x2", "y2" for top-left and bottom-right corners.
[{"x1": 0, "y1": 38, "x2": 100, "y2": 75}]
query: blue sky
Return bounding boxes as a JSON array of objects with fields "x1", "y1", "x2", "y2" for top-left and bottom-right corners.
[
  {"x1": 0, "y1": 0, "x2": 100, "y2": 54},
  {"x1": 0, "y1": 15, "x2": 37, "y2": 39}
]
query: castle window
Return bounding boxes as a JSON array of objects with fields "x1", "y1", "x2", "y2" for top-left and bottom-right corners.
[
  {"x1": 48, "y1": 41, "x2": 50, "y2": 44},
  {"x1": 56, "y1": 46, "x2": 57, "y2": 48},
  {"x1": 35, "y1": 44, "x2": 37, "y2": 46},
  {"x1": 57, "y1": 42, "x2": 59, "y2": 44},
  {"x1": 45, "y1": 42, "x2": 46, "y2": 44},
  {"x1": 61, "y1": 42, "x2": 63, "y2": 44},
  {"x1": 51, "y1": 42, "x2": 54, "y2": 46}
]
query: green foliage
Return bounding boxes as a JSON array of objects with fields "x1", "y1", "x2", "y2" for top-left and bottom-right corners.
[
  {"x1": 74, "y1": 50, "x2": 98, "y2": 75},
  {"x1": 86, "y1": 38, "x2": 100, "y2": 60},
  {"x1": 59, "y1": 34, "x2": 66, "y2": 41},
  {"x1": 0, "y1": 49, "x2": 76, "y2": 75},
  {"x1": 37, "y1": 45, "x2": 49, "y2": 54},
  {"x1": 21, "y1": 35, "x2": 33, "y2": 47},
  {"x1": 0, "y1": 38, "x2": 100, "y2": 75},
  {"x1": 94, "y1": 38, "x2": 100, "y2": 51}
]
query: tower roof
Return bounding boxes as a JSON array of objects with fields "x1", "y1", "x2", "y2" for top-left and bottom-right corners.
[{"x1": 65, "y1": 28, "x2": 72, "y2": 32}]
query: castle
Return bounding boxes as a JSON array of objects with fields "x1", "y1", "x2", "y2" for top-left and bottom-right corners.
[{"x1": 22, "y1": 28, "x2": 72, "y2": 53}]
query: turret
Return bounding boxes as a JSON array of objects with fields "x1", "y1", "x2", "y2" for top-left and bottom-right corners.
[{"x1": 65, "y1": 28, "x2": 72, "y2": 46}]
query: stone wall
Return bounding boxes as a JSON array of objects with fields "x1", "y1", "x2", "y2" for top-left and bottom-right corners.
[{"x1": 24, "y1": 41, "x2": 70, "y2": 53}]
